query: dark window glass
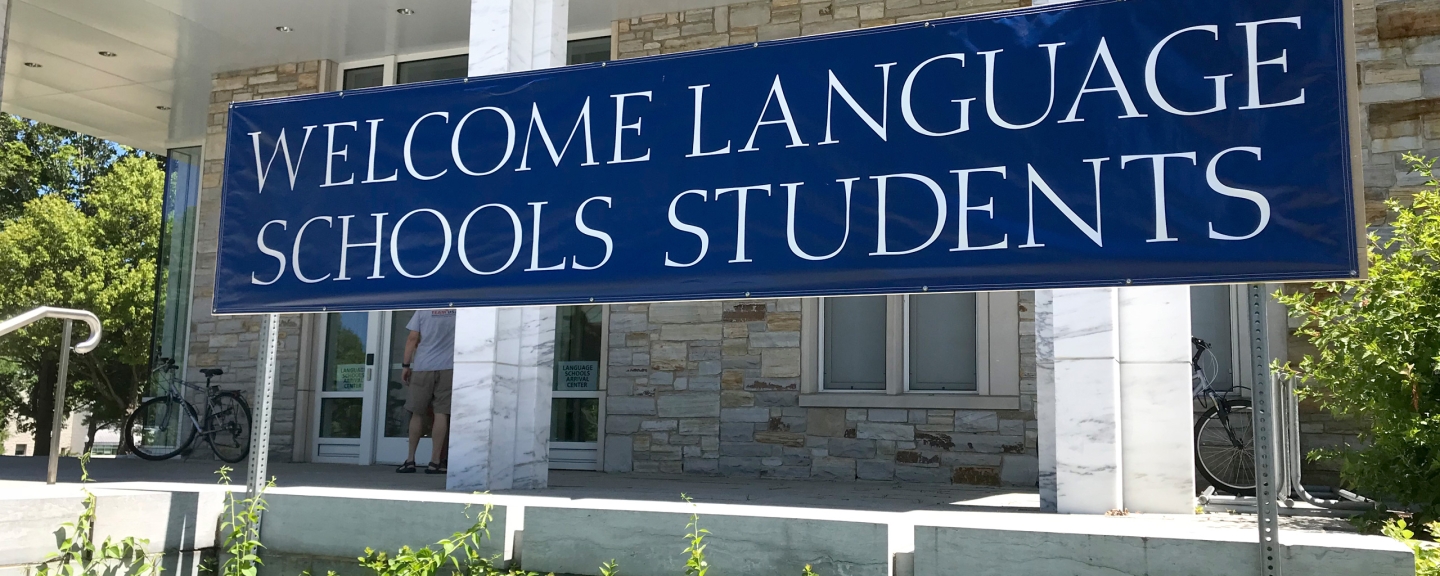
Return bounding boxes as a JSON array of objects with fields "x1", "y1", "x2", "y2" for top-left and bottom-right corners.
[
  {"x1": 567, "y1": 37, "x2": 612, "y2": 65},
  {"x1": 343, "y1": 65, "x2": 384, "y2": 89},
  {"x1": 397, "y1": 55, "x2": 468, "y2": 84}
]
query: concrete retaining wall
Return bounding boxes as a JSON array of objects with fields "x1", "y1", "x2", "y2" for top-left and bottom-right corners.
[
  {"x1": 258, "y1": 490, "x2": 507, "y2": 576},
  {"x1": 913, "y1": 515, "x2": 1415, "y2": 576},
  {"x1": 523, "y1": 505, "x2": 890, "y2": 576}
]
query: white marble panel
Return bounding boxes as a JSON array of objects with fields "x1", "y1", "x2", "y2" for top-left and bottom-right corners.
[
  {"x1": 1053, "y1": 357, "x2": 1123, "y2": 514},
  {"x1": 1119, "y1": 362, "x2": 1195, "y2": 513},
  {"x1": 1118, "y1": 286, "x2": 1190, "y2": 364},
  {"x1": 1051, "y1": 288, "x2": 1119, "y2": 360},
  {"x1": 1035, "y1": 291, "x2": 1057, "y2": 512}
]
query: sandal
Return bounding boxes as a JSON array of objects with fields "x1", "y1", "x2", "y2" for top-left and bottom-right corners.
[
  {"x1": 396, "y1": 460, "x2": 417, "y2": 473},
  {"x1": 424, "y1": 462, "x2": 444, "y2": 475}
]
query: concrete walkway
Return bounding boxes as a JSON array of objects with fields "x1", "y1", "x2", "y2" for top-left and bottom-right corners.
[{"x1": 0, "y1": 454, "x2": 1357, "y2": 533}]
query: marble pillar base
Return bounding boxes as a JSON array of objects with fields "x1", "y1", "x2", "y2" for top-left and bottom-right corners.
[
  {"x1": 447, "y1": 306, "x2": 555, "y2": 491},
  {"x1": 1117, "y1": 286, "x2": 1196, "y2": 513},
  {"x1": 1037, "y1": 286, "x2": 1196, "y2": 514}
]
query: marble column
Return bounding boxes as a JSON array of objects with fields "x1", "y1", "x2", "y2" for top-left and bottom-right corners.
[
  {"x1": 449, "y1": 307, "x2": 555, "y2": 491},
  {"x1": 447, "y1": 0, "x2": 567, "y2": 492},
  {"x1": 1048, "y1": 288, "x2": 1124, "y2": 514},
  {"x1": 1036, "y1": 286, "x2": 1196, "y2": 514},
  {"x1": 1117, "y1": 286, "x2": 1196, "y2": 513}
]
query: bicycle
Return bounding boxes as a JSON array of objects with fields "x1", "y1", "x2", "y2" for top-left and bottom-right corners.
[
  {"x1": 1191, "y1": 337, "x2": 1256, "y2": 496},
  {"x1": 122, "y1": 358, "x2": 253, "y2": 463}
]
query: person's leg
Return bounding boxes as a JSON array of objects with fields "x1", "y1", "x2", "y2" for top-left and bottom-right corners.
[
  {"x1": 429, "y1": 414, "x2": 449, "y2": 466},
  {"x1": 406, "y1": 411, "x2": 424, "y2": 463},
  {"x1": 401, "y1": 371, "x2": 435, "y2": 471},
  {"x1": 428, "y1": 369, "x2": 453, "y2": 471}
]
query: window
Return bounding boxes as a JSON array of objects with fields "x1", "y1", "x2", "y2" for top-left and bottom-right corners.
[
  {"x1": 396, "y1": 55, "x2": 468, "y2": 84},
  {"x1": 822, "y1": 296, "x2": 887, "y2": 390},
  {"x1": 907, "y1": 293, "x2": 978, "y2": 391},
  {"x1": 808, "y1": 292, "x2": 1019, "y2": 408},
  {"x1": 148, "y1": 147, "x2": 202, "y2": 379},
  {"x1": 343, "y1": 66, "x2": 384, "y2": 89},
  {"x1": 16, "y1": 444, "x2": 27, "y2": 456},
  {"x1": 1191, "y1": 285, "x2": 1238, "y2": 391},
  {"x1": 567, "y1": 37, "x2": 611, "y2": 64}
]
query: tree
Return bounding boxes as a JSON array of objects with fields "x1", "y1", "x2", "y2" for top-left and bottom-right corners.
[
  {"x1": 0, "y1": 114, "x2": 120, "y2": 221},
  {"x1": 1278, "y1": 153, "x2": 1440, "y2": 526},
  {"x1": 0, "y1": 149, "x2": 162, "y2": 455}
]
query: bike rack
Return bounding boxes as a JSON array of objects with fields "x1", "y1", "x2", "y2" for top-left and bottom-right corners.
[
  {"x1": 0, "y1": 306, "x2": 103, "y2": 484},
  {"x1": 1197, "y1": 373, "x2": 1379, "y2": 514}
]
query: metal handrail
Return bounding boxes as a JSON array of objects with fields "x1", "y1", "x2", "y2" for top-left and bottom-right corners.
[
  {"x1": 0, "y1": 306, "x2": 103, "y2": 484},
  {"x1": 0, "y1": 307, "x2": 103, "y2": 353}
]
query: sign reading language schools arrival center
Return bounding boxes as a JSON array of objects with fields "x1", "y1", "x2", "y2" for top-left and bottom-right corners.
[{"x1": 215, "y1": 0, "x2": 1362, "y2": 314}]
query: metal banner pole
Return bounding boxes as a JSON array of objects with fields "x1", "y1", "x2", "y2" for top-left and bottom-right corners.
[
  {"x1": 1247, "y1": 284, "x2": 1282, "y2": 576},
  {"x1": 46, "y1": 319, "x2": 73, "y2": 485},
  {"x1": 246, "y1": 313, "x2": 279, "y2": 498}
]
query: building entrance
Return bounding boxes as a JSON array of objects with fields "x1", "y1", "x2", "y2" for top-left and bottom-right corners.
[{"x1": 309, "y1": 308, "x2": 605, "y2": 469}]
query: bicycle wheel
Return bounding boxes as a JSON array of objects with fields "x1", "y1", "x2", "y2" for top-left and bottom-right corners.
[
  {"x1": 124, "y1": 396, "x2": 197, "y2": 460},
  {"x1": 206, "y1": 392, "x2": 252, "y2": 463},
  {"x1": 1195, "y1": 399, "x2": 1256, "y2": 496}
]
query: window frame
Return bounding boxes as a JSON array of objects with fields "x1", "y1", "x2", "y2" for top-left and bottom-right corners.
[
  {"x1": 805, "y1": 292, "x2": 1020, "y2": 410},
  {"x1": 337, "y1": 45, "x2": 471, "y2": 90}
]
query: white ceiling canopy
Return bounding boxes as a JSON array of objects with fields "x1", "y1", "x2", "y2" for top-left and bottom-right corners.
[{"x1": 0, "y1": 0, "x2": 691, "y2": 152}]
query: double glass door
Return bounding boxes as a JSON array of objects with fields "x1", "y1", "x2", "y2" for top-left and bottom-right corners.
[{"x1": 312, "y1": 308, "x2": 605, "y2": 468}]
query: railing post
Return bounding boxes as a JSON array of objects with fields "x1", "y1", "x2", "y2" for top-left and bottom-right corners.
[
  {"x1": 246, "y1": 313, "x2": 279, "y2": 498},
  {"x1": 1247, "y1": 284, "x2": 1282, "y2": 576},
  {"x1": 47, "y1": 319, "x2": 73, "y2": 485}
]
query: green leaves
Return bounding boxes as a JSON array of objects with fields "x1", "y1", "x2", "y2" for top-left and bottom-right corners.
[
  {"x1": 1279, "y1": 153, "x2": 1440, "y2": 527},
  {"x1": 32, "y1": 452, "x2": 160, "y2": 576},
  {"x1": 1383, "y1": 519, "x2": 1440, "y2": 575}
]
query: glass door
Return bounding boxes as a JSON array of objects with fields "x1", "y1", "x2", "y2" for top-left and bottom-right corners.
[
  {"x1": 550, "y1": 305, "x2": 606, "y2": 470},
  {"x1": 373, "y1": 310, "x2": 434, "y2": 464},
  {"x1": 312, "y1": 312, "x2": 381, "y2": 464}
]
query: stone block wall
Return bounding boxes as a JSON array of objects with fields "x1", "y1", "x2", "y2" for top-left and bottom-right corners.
[
  {"x1": 187, "y1": 62, "x2": 334, "y2": 460},
  {"x1": 604, "y1": 296, "x2": 1038, "y2": 485},
  {"x1": 1358, "y1": 0, "x2": 1440, "y2": 223},
  {"x1": 615, "y1": 0, "x2": 1029, "y2": 58}
]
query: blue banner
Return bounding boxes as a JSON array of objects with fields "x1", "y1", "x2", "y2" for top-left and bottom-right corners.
[{"x1": 216, "y1": 0, "x2": 1360, "y2": 314}]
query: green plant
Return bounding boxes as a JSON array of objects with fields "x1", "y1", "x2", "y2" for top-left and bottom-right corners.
[
  {"x1": 598, "y1": 559, "x2": 620, "y2": 576},
  {"x1": 802, "y1": 564, "x2": 819, "y2": 576},
  {"x1": 1277, "y1": 152, "x2": 1440, "y2": 527},
  {"x1": 213, "y1": 466, "x2": 273, "y2": 576},
  {"x1": 680, "y1": 494, "x2": 709, "y2": 576},
  {"x1": 358, "y1": 500, "x2": 551, "y2": 576},
  {"x1": 30, "y1": 452, "x2": 161, "y2": 576},
  {"x1": 1384, "y1": 518, "x2": 1440, "y2": 575}
]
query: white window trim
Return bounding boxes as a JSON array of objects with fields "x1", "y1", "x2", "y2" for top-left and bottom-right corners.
[{"x1": 803, "y1": 292, "x2": 1021, "y2": 410}]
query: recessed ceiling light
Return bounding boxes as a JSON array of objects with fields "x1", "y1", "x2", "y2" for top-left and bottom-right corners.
[
  {"x1": 396, "y1": 8, "x2": 415, "y2": 15},
  {"x1": 23, "y1": 62, "x2": 41, "y2": 68},
  {"x1": 276, "y1": 25, "x2": 292, "y2": 32},
  {"x1": 156, "y1": 105, "x2": 172, "y2": 111},
  {"x1": 98, "y1": 51, "x2": 117, "y2": 57}
]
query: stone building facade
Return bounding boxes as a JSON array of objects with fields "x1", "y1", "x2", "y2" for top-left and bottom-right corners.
[
  {"x1": 186, "y1": 62, "x2": 335, "y2": 460},
  {"x1": 166, "y1": 0, "x2": 1434, "y2": 488},
  {"x1": 601, "y1": 296, "x2": 1038, "y2": 485}
]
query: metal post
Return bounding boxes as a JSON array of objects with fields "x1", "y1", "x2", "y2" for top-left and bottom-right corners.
[
  {"x1": 1247, "y1": 284, "x2": 1281, "y2": 576},
  {"x1": 46, "y1": 319, "x2": 73, "y2": 485},
  {"x1": 246, "y1": 313, "x2": 279, "y2": 498}
]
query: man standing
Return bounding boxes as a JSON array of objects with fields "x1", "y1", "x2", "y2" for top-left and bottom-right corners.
[{"x1": 397, "y1": 309, "x2": 455, "y2": 474}]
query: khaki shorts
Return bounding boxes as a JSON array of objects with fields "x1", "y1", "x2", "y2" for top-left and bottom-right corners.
[{"x1": 405, "y1": 369, "x2": 453, "y2": 415}]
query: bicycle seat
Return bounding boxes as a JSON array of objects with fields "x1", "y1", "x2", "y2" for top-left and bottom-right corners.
[{"x1": 200, "y1": 368, "x2": 224, "y2": 378}]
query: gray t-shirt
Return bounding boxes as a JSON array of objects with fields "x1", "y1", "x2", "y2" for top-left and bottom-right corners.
[{"x1": 406, "y1": 309, "x2": 456, "y2": 371}]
